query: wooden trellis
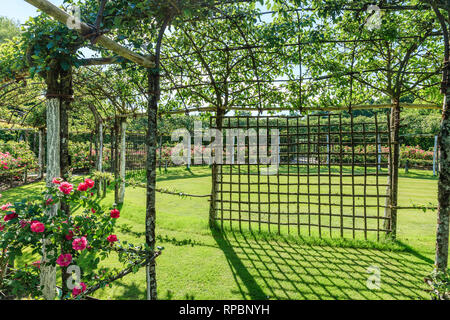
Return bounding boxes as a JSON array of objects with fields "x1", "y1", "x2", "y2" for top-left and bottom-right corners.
[{"x1": 210, "y1": 112, "x2": 392, "y2": 240}]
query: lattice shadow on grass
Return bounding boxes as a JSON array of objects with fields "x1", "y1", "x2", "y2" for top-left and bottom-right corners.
[{"x1": 213, "y1": 232, "x2": 432, "y2": 300}]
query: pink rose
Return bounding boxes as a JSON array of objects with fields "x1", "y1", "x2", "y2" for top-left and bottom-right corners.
[
  {"x1": 30, "y1": 221, "x2": 45, "y2": 233},
  {"x1": 32, "y1": 260, "x2": 41, "y2": 269},
  {"x1": 85, "y1": 178, "x2": 95, "y2": 189},
  {"x1": 45, "y1": 198, "x2": 54, "y2": 206},
  {"x1": 56, "y1": 253, "x2": 72, "y2": 267},
  {"x1": 1, "y1": 203, "x2": 12, "y2": 211},
  {"x1": 52, "y1": 177, "x2": 62, "y2": 185},
  {"x1": 72, "y1": 236, "x2": 88, "y2": 251},
  {"x1": 58, "y1": 182, "x2": 73, "y2": 195},
  {"x1": 107, "y1": 234, "x2": 118, "y2": 243},
  {"x1": 72, "y1": 282, "x2": 86, "y2": 297},
  {"x1": 4, "y1": 212, "x2": 18, "y2": 222},
  {"x1": 110, "y1": 209, "x2": 120, "y2": 219},
  {"x1": 77, "y1": 182, "x2": 88, "y2": 192}
]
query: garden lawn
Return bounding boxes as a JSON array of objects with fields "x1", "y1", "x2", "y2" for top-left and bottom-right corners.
[{"x1": 0, "y1": 167, "x2": 440, "y2": 300}]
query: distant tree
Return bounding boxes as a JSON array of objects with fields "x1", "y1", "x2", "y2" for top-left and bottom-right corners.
[{"x1": 0, "y1": 16, "x2": 20, "y2": 43}]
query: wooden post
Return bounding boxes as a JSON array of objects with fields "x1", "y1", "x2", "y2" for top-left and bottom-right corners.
[
  {"x1": 38, "y1": 128, "x2": 45, "y2": 180},
  {"x1": 97, "y1": 121, "x2": 104, "y2": 196},
  {"x1": 209, "y1": 108, "x2": 224, "y2": 227},
  {"x1": 114, "y1": 117, "x2": 120, "y2": 204},
  {"x1": 377, "y1": 134, "x2": 382, "y2": 172},
  {"x1": 433, "y1": 134, "x2": 438, "y2": 176},
  {"x1": 118, "y1": 119, "x2": 127, "y2": 204},
  {"x1": 158, "y1": 136, "x2": 162, "y2": 173},
  {"x1": 186, "y1": 132, "x2": 191, "y2": 169}
]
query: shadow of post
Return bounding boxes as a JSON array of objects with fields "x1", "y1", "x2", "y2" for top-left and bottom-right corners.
[{"x1": 211, "y1": 228, "x2": 267, "y2": 300}]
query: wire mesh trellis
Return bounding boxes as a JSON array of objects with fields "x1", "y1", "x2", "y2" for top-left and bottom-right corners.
[{"x1": 210, "y1": 112, "x2": 392, "y2": 240}]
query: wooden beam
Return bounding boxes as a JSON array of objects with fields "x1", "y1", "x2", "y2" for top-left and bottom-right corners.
[
  {"x1": 77, "y1": 56, "x2": 122, "y2": 66},
  {"x1": 24, "y1": 0, "x2": 155, "y2": 68},
  {"x1": 162, "y1": 103, "x2": 442, "y2": 114}
]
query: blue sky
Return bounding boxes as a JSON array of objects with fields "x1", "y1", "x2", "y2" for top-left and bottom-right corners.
[{"x1": 1, "y1": 0, "x2": 64, "y2": 23}]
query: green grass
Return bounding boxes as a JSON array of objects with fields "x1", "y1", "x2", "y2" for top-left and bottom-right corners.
[{"x1": 0, "y1": 166, "x2": 442, "y2": 300}]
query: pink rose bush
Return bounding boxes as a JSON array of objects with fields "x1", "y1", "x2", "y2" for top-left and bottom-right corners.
[
  {"x1": 0, "y1": 141, "x2": 38, "y2": 184},
  {"x1": 0, "y1": 175, "x2": 150, "y2": 300}
]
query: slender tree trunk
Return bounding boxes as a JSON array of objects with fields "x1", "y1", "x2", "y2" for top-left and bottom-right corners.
[
  {"x1": 97, "y1": 121, "x2": 104, "y2": 196},
  {"x1": 38, "y1": 128, "x2": 45, "y2": 180},
  {"x1": 146, "y1": 68, "x2": 158, "y2": 300},
  {"x1": 209, "y1": 108, "x2": 224, "y2": 227},
  {"x1": 118, "y1": 119, "x2": 127, "y2": 204},
  {"x1": 384, "y1": 100, "x2": 400, "y2": 239},
  {"x1": 436, "y1": 62, "x2": 450, "y2": 272},
  {"x1": 114, "y1": 117, "x2": 120, "y2": 204}
]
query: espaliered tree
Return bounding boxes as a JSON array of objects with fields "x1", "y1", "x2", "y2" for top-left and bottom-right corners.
[
  {"x1": 268, "y1": 0, "x2": 442, "y2": 239},
  {"x1": 160, "y1": 3, "x2": 289, "y2": 225}
]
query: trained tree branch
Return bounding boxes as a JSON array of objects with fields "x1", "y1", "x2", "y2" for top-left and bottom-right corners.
[{"x1": 24, "y1": 0, "x2": 154, "y2": 68}]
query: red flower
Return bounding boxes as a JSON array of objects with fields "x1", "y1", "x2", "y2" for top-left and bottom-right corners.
[
  {"x1": 30, "y1": 221, "x2": 45, "y2": 233},
  {"x1": 32, "y1": 260, "x2": 41, "y2": 269},
  {"x1": 1, "y1": 203, "x2": 12, "y2": 211},
  {"x1": 4, "y1": 212, "x2": 18, "y2": 222},
  {"x1": 110, "y1": 208, "x2": 120, "y2": 219},
  {"x1": 58, "y1": 182, "x2": 73, "y2": 195},
  {"x1": 0, "y1": 224, "x2": 4, "y2": 231},
  {"x1": 107, "y1": 234, "x2": 118, "y2": 243},
  {"x1": 77, "y1": 182, "x2": 88, "y2": 192},
  {"x1": 56, "y1": 254, "x2": 72, "y2": 267},
  {"x1": 72, "y1": 282, "x2": 86, "y2": 297},
  {"x1": 72, "y1": 236, "x2": 88, "y2": 251},
  {"x1": 85, "y1": 178, "x2": 95, "y2": 189},
  {"x1": 45, "y1": 198, "x2": 54, "y2": 206},
  {"x1": 91, "y1": 208, "x2": 96, "y2": 214},
  {"x1": 52, "y1": 177, "x2": 62, "y2": 185}
]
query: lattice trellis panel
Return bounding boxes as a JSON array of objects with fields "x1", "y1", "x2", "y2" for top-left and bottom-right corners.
[
  {"x1": 125, "y1": 132, "x2": 147, "y2": 171},
  {"x1": 210, "y1": 112, "x2": 392, "y2": 240}
]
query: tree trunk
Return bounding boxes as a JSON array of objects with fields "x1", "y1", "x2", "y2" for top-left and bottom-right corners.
[
  {"x1": 41, "y1": 97, "x2": 60, "y2": 300},
  {"x1": 97, "y1": 121, "x2": 104, "y2": 196},
  {"x1": 209, "y1": 108, "x2": 224, "y2": 227},
  {"x1": 146, "y1": 68, "x2": 159, "y2": 300},
  {"x1": 436, "y1": 63, "x2": 450, "y2": 272},
  {"x1": 38, "y1": 128, "x2": 45, "y2": 180},
  {"x1": 118, "y1": 119, "x2": 127, "y2": 204},
  {"x1": 114, "y1": 117, "x2": 120, "y2": 204},
  {"x1": 384, "y1": 100, "x2": 400, "y2": 239}
]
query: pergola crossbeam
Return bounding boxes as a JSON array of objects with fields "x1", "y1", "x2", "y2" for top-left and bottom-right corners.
[{"x1": 24, "y1": 0, "x2": 155, "y2": 68}]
